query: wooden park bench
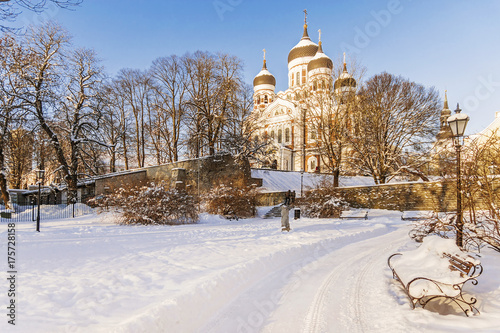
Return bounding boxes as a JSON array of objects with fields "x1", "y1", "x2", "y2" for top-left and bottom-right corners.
[
  {"x1": 388, "y1": 237, "x2": 483, "y2": 316},
  {"x1": 340, "y1": 210, "x2": 368, "y2": 220},
  {"x1": 401, "y1": 210, "x2": 433, "y2": 221}
]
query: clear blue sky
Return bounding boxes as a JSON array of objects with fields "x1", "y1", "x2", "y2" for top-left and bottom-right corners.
[{"x1": 11, "y1": 0, "x2": 500, "y2": 133}]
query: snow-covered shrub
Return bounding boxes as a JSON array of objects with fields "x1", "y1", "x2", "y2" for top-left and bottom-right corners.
[
  {"x1": 408, "y1": 213, "x2": 456, "y2": 243},
  {"x1": 298, "y1": 186, "x2": 348, "y2": 218},
  {"x1": 91, "y1": 182, "x2": 198, "y2": 225},
  {"x1": 204, "y1": 185, "x2": 257, "y2": 219}
]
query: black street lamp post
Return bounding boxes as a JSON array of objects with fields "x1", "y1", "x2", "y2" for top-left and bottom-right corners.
[
  {"x1": 447, "y1": 103, "x2": 469, "y2": 248},
  {"x1": 35, "y1": 169, "x2": 45, "y2": 232}
]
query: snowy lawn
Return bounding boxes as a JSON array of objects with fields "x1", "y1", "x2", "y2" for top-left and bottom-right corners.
[{"x1": 1, "y1": 209, "x2": 500, "y2": 332}]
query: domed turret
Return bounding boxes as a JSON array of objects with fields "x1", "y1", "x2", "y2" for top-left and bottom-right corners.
[
  {"x1": 334, "y1": 54, "x2": 356, "y2": 94},
  {"x1": 288, "y1": 11, "x2": 318, "y2": 71},
  {"x1": 253, "y1": 59, "x2": 276, "y2": 89},
  {"x1": 287, "y1": 25, "x2": 319, "y2": 66},
  {"x1": 307, "y1": 29, "x2": 333, "y2": 73},
  {"x1": 253, "y1": 49, "x2": 276, "y2": 109}
]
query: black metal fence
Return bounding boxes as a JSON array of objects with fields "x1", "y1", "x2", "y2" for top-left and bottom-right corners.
[{"x1": 0, "y1": 200, "x2": 94, "y2": 223}]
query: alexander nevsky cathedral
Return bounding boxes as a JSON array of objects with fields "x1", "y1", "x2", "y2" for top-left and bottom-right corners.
[{"x1": 250, "y1": 12, "x2": 357, "y2": 172}]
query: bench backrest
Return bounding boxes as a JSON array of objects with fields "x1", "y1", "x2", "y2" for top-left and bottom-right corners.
[{"x1": 443, "y1": 253, "x2": 476, "y2": 277}]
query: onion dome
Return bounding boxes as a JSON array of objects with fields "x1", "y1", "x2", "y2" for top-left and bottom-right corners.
[
  {"x1": 253, "y1": 60, "x2": 276, "y2": 87},
  {"x1": 334, "y1": 55, "x2": 356, "y2": 91},
  {"x1": 288, "y1": 23, "x2": 318, "y2": 65},
  {"x1": 307, "y1": 30, "x2": 333, "y2": 72},
  {"x1": 253, "y1": 49, "x2": 276, "y2": 90}
]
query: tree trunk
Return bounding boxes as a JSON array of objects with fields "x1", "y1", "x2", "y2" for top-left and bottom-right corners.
[
  {"x1": 0, "y1": 170, "x2": 11, "y2": 210},
  {"x1": 333, "y1": 168, "x2": 340, "y2": 188}
]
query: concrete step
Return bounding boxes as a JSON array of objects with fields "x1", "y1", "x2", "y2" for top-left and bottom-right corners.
[{"x1": 263, "y1": 205, "x2": 283, "y2": 219}]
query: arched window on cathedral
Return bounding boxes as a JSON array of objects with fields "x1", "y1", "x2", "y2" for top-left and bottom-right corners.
[
  {"x1": 310, "y1": 128, "x2": 317, "y2": 140},
  {"x1": 296, "y1": 72, "x2": 300, "y2": 86},
  {"x1": 291, "y1": 73, "x2": 294, "y2": 87},
  {"x1": 321, "y1": 80, "x2": 325, "y2": 90},
  {"x1": 257, "y1": 96, "x2": 260, "y2": 104},
  {"x1": 310, "y1": 158, "x2": 317, "y2": 172},
  {"x1": 278, "y1": 129, "x2": 282, "y2": 143},
  {"x1": 313, "y1": 80, "x2": 317, "y2": 91},
  {"x1": 270, "y1": 130, "x2": 275, "y2": 141},
  {"x1": 264, "y1": 95, "x2": 268, "y2": 103},
  {"x1": 302, "y1": 69, "x2": 306, "y2": 84},
  {"x1": 285, "y1": 128, "x2": 290, "y2": 143}
]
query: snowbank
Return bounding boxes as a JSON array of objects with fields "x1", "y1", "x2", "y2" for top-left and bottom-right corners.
[{"x1": 251, "y1": 168, "x2": 375, "y2": 194}]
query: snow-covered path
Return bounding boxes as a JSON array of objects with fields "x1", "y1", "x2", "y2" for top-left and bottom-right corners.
[{"x1": 200, "y1": 224, "x2": 409, "y2": 333}]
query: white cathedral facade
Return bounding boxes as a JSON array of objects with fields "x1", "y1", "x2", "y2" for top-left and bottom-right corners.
[{"x1": 250, "y1": 16, "x2": 357, "y2": 173}]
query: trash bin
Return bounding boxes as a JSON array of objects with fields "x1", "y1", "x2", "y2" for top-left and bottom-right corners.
[
  {"x1": 294, "y1": 208, "x2": 300, "y2": 220},
  {"x1": 1, "y1": 212, "x2": 12, "y2": 219}
]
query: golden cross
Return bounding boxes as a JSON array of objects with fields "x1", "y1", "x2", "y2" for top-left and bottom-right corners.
[
  {"x1": 303, "y1": 9, "x2": 307, "y2": 25},
  {"x1": 263, "y1": 48, "x2": 266, "y2": 60}
]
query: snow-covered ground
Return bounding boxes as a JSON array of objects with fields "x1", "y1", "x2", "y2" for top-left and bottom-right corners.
[
  {"x1": 251, "y1": 169, "x2": 375, "y2": 194},
  {"x1": 1, "y1": 209, "x2": 499, "y2": 332}
]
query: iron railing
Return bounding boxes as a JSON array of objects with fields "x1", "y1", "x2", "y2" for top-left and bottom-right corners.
[{"x1": 0, "y1": 200, "x2": 94, "y2": 223}]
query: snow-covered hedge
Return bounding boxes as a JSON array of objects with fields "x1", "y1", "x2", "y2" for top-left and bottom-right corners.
[
  {"x1": 299, "y1": 187, "x2": 348, "y2": 218},
  {"x1": 91, "y1": 182, "x2": 198, "y2": 225},
  {"x1": 204, "y1": 185, "x2": 257, "y2": 219}
]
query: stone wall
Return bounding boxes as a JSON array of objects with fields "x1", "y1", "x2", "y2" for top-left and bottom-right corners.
[
  {"x1": 255, "y1": 179, "x2": 500, "y2": 211},
  {"x1": 325, "y1": 179, "x2": 499, "y2": 211},
  {"x1": 145, "y1": 154, "x2": 258, "y2": 192},
  {"x1": 255, "y1": 191, "x2": 287, "y2": 207},
  {"x1": 94, "y1": 170, "x2": 148, "y2": 195},
  {"x1": 330, "y1": 181, "x2": 456, "y2": 211},
  {"x1": 94, "y1": 154, "x2": 260, "y2": 195}
]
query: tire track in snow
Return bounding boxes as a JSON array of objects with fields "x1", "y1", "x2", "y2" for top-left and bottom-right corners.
[
  {"x1": 302, "y1": 227, "x2": 408, "y2": 333},
  {"x1": 303, "y1": 249, "x2": 370, "y2": 333}
]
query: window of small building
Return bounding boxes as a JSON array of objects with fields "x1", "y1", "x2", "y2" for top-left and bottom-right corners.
[
  {"x1": 270, "y1": 130, "x2": 275, "y2": 140},
  {"x1": 264, "y1": 95, "x2": 268, "y2": 103},
  {"x1": 257, "y1": 96, "x2": 260, "y2": 104},
  {"x1": 310, "y1": 158, "x2": 316, "y2": 172}
]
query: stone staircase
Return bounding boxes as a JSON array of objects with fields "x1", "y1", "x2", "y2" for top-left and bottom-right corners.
[{"x1": 263, "y1": 205, "x2": 283, "y2": 219}]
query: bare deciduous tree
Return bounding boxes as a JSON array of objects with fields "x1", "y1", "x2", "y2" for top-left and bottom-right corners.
[
  {"x1": 0, "y1": 34, "x2": 31, "y2": 208},
  {"x1": 184, "y1": 51, "x2": 243, "y2": 157},
  {"x1": 53, "y1": 47, "x2": 106, "y2": 189},
  {"x1": 149, "y1": 55, "x2": 187, "y2": 163},
  {"x1": 0, "y1": 0, "x2": 82, "y2": 32},
  {"x1": 305, "y1": 57, "x2": 365, "y2": 186},
  {"x1": 348, "y1": 72, "x2": 440, "y2": 184},
  {"x1": 115, "y1": 68, "x2": 151, "y2": 168}
]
